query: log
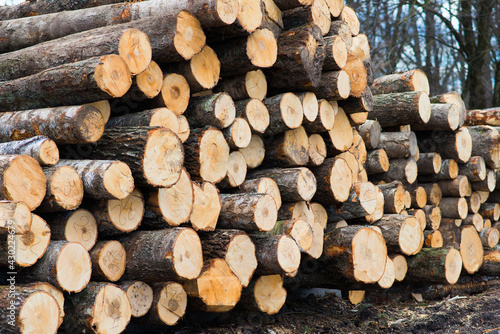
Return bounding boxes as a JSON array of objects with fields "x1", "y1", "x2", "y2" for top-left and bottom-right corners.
[
  {"x1": 0, "y1": 201, "x2": 31, "y2": 235},
  {"x1": 327, "y1": 182, "x2": 379, "y2": 221},
  {"x1": 240, "y1": 134, "x2": 266, "y2": 169},
  {"x1": 0, "y1": 105, "x2": 104, "y2": 143},
  {"x1": 264, "y1": 126, "x2": 310, "y2": 167},
  {"x1": 480, "y1": 228, "x2": 499, "y2": 248},
  {"x1": 423, "y1": 230, "x2": 443, "y2": 248},
  {"x1": 267, "y1": 218, "x2": 313, "y2": 252},
  {"x1": 365, "y1": 149, "x2": 390, "y2": 176},
  {"x1": 305, "y1": 220, "x2": 325, "y2": 259},
  {"x1": 184, "y1": 259, "x2": 242, "y2": 312},
  {"x1": 250, "y1": 234, "x2": 301, "y2": 275},
  {"x1": 438, "y1": 175, "x2": 470, "y2": 197},
  {"x1": 471, "y1": 169, "x2": 496, "y2": 192},
  {"x1": 310, "y1": 202, "x2": 328, "y2": 229},
  {"x1": 342, "y1": 55, "x2": 367, "y2": 97},
  {"x1": 418, "y1": 159, "x2": 459, "y2": 183},
  {"x1": 273, "y1": 0, "x2": 313, "y2": 10},
  {"x1": 247, "y1": 167, "x2": 316, "y2": 202},
  {"x1": 338, "y1": 86, "x2": 374, "y2": 114},
  {"x1": 120, "y1": 228, "x2": 203, "y2": 281},
  {"x1": 405, "y1": 248, "x2": 462, "y2": 284},
  {"x1": 371, "y1": 69, "x2": 430, "y2": 95},
  {"x1": 418, "y1": 183, "x2": 442, "y2": 206},
  {"x1": 90, "y1": 240, "x2": 126, "y2": 282},
  {"x1": 421, "y1": 205, "x2": 442, "y2": 230},
  {"x1": 416, "y1": 127, "x2": 472, "y2": 164},
  {"x1": 0, "y1": 136, "x2": 58, "y2": 167},
  {"x1": 417, "y1": 152, "x2": 442, "y2": 175},
  {"x1": 20, "y1": 241, "x2": 91, "y2": 293},
  {"x1": 377, "y1": 181, "x2": 405, "y2": 214},
  {"x1": 468, "y1": 192, "x2": 482, "y2": 214},
  {"x1": 466, "y1": 108, "x2": 500, "y2": 126},
  {"x1": 460, "y1": 226, "x2": 484, "y2": 274},
  {"x1": 0, "y1": 155, "x2": 46, "y2": 211},
  {"x1": 326, "y1": 106, "x2": 354, "y2": 152},
  {"x1": 37, "y1": 166, "x2": 83, "y2": 212},
  {"x1": 370, "y1": 158, "x2": 418, "y2": 184},
  {"x1": 303, "y1": 99, "x2": 335, "y2": 133},
  {"x1": 323, "y1": 35, "x2": 347, "y2": 71},
  {"x1": 237, "y1": 177, "x2": 282, "y2": 211},
  {"x1": 300, "y1": 92, "x2": 320, "y2": 124},
  {"x1": 350, "y1": 34, "x2": 370, "y2": 61},
  {"x1": 407, "y1": 208, "x2": 427, "y2": 230},
  {"x1": 87, "y1": 100, "x2": 110, "y2": 124},
  {"x1": 219, "y1": 151, "x2": 248, "y2": 187},
  {"x1": 0, "y1": 214, "x2": 50, "y2": 268},
  {"x1": 46, "y1": 209, "x2": 98, "y2": 251},
  {"x1": 329, "y1": 20, "x2": 352, "y2": 48},
  {"x1": 19, "y1": 282, "x2": 64, "y2": 327},
  {"x1": 308, "y1": 134, "x2": 327, "y2": 167},
  {"x1": 282, "y1": 0, "x2": 331, "y2": 35},
  {"x1": 184, "y1": 93, "x2": 236, "y2": 129},
  {"x1": 480, "y1": 250, "x2": 500, "y2": 275},
  {"x1": 321, "y1": 226, "x2": 387, "y2": 283},
  {"x1": 459, "y1": 156, "x2": 487, "y2": 182},
  {"x1": 176, "y1": 115, "x2": 190, "y2": 143},
  {"x1": 369, "y1": 91, "x2": 431, "y2": 127},
  {"x1": 468, "y1": 125, "x2": 500, "y2": 169},
  {"x1": 378, "y1": 257, "x2": 396, "y2": 289},
  {"x1": 117, "y1": 281, "x2": 153, "y2": 318},
  {"x1": 142, "y1": 282, "x2": 187, "y2": 326},
  {"x1": 340, "y1": 6, "x2": 360, "y2": 35},
  {"x1": 365, "y1": 186, "x2": 385, "y2": 223},
  {"x1": 374, "y1": 215, "x2": 424, "y2": 255},
  {"x1": 223, "y1": 118, "x2": 252, "y2": 149},
  {"x1": 0, "y1": 287, "x2": 59, "y2": 334},
  {"x1": 240, "y1": 274, "x2": 287, "y2": 315},
  {"x1": 63, "y1": 282, "x2": 131, "y2": 333},
  {"x1": 357, "y1": 119, "x2": 381, "y2": 149},
  {"x1": 313, "y1": 70, "x2": 351, "y2": 100},
  {"x1": 311, "y1": 157, "x2": 352, "y2": 204},
  {"x1": 390, "y1": 254, "x2": 408, "y2": 282},
  {"x1": 218, "y1": 193, "x2": 278, "y2": 232},
  {"x1": 265, "y1": 25, "x2": 325, "y2": 90},
  {"x1": 439, "y1": 197, "x2": 468, "y2": 219},
  {"x1": 430, "y1": 91, "x2": 466, "y2": 127},
  {"x1": 348, "y1": 129, "x2": 367, "y2": 166},
  {"x1": 215, "y1": 70, "x2": 268, "y2": 101},
  {"x1": 234, "y1": 99, "x2": 270, "y2": 134},
  {"x1": 378, "y1": 131, "x2": 418, "y2": 159},
  {"x1": 107, "y1": 108, "x2": 180, "y2": 135},
  {"x1": 55, "y1": 159, "x2": 134, "y2": 200},
  {"x1": 200, "y1": 230, "x2": 257, "y2": 287},
  {"x1": 143, "y1": 73, "x2": 190, "y2": 116},
  {"x1": 478, "y1": 202, "x2": 500, "y2": 221},
  {"x1": 463, "y1": 213, "x2": 483, "y2": 232},
  {"x1": 263, "y1": 92, "x2": 303, "y2": 135},
  {"x1": 190, "y1": 182, "x2": 221, "y2": 231},
  {"x1": 412, "y1": 103, "x2": 460, "y2": 131}
]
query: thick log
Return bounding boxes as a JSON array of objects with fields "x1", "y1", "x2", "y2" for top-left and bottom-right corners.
[
  {"x1": 438, "y1": 175, "x2": 470, "y2": 197},
  {"x1": 117, "y1": 281, "x2": 153, "y2": 318},
  {"x1": 370, "y1": 158, "x2": 418, "y2": 184},
  {"x1": 467, "y1": 125, "x2": 500, "y2": 169},
  {"x1": 325, "y1": 106, "x2": 354, "y2": 152},
  {"x1": 338, "y1": 86, "x2": 374, "y2": 114},
  {"x1": 308, "y1": 134, "x2": 327, "y2": 167},
  {"x1": 406, "y1": 248, "x2": 462, "y2": 284},
  {"x1": 466, "y1": 108, "x2": 500, "y2": 126},
  {"x1": 240, "y1": 134, "x2": 266, "y2": 169},
  {"x1": 342, "y1": 55, "x2": 367, "y2": 97},
  {"x1": 311, "y1": 157, "x2": 352, "y2": 204},
  {"x1": 240, "y1": 274, "x2": 287, "y2": 315},
  {"x1": 121, "y1": 228, "x2": 203, "y2": 281},
  {"x1": 200, "y1": 230, "x2": 257, "y2": 287},
  {"x1": 20, "y1": 241, "x2": 91, "y2": 293},
  {"x1": 282, "y1": 0, "x2": 331, "y2": 35},
  {"x1": 459, "y1": 156, "x2": 487, "y2": 182},
  {"x1": 412, "y1": 103, "x2": 460, "y2": 131},
  {"x1": 374, "y1": 215, "x2": 424, "y2": 255},
  {"x1": 264, "y1": 126, "x2": 310, "y2": 167},
  {"x1": 480, "y1": 249, "x2": 500, "y2": 275},
  {"x1": 303, "y1": 99, "x2": 335, "y2": 133},
  {"x1": 371, "y1": 69, "x2": 429, "y2": 95},
  {"x1": 313, "y1": 70, "x2": 351, "y2": 100},
  {"x1": 219, "y1": 151, "x2": 248, "y2": 187},
  {"x1": 215, "y1": 70, "x2": 268, "y2": 101},
  {"x1": 37, "y1": 166, "x2": 83, "y2": 212},
  {"x1": 0, "y1": 105, "x2": 104, "y2": 143},
  {"x1": 234, "y1": 99, "x2": 270, "y2": 134},
  {"x1": 189, "y1": 182, "x2": 221, "y2": 231},
  {"x1": 184, "y1": 93, "x2": 236, "y2": 129},
  {"x1": 389, "y1": 254, "x2": 408, "y2": 282},
  {"x1": 327, "y1": 182, "x2": 379, "y2": 221},
  {"x1": 378, "y1": 131, "x2": 418, "y2": 159},
  {"x1": 90, "y1": 240, "x2": 126, "y2": 282},
  {"x1": 45, "y1": 209, "x2": 97, "y2": 251},
  {"x1": 247, "y1": 167, "x2": 316, "y2": 202},
  {"x1": 480, "y1": 228, "x2": 499, "y2": 248},
  {"x1": 184, "y1": 259, "x2": 242, "y2": 312},
  {"x1": 0, "y1": 214, "x2": 50, "y2": 268},
  {"x1": 321, "y1": 226, "x2": 387, "y2": 283},
  {"x1": 460, "y1": 226, "x2": 484, "y2": 274},
  {"x1": 369, "y1": 91, "x2": 431, "y2": 127},
  {"x1": 0, "y1": 201, "x2": 31, "y2": 235},
  {"x1": 0, "y1": 287, "x2": 59, "y2": 334},
  {"x1": 55, "y1": 159, "x2": 134, "y2": 200},
  {"x1": 263, "y1": 92, "x2": 303, "y2": 136},
  {"x1": 416, "y1": 127, "x2": 472, "y2": 164},
  {"x1": 357, "y1": 119, "x2": 381, "y2": 149},
  {"x1": 430, "y1": 91, "x2": 466, "y2": 127},
  {"x1": 265, "y1": 25, "x2": 325, "y2": 90},
  {"x1": 323, "y1": 35, "x2": 347, "y2": 71},
  {"x1": 0, "y1": 136, "x2": 58, "y2": 167},
  {"x1": 417, "y1": 152, "x2": 442, "y2": 175},
  {"x1": 218, "y1": 193, "x2": 277, "y2": 232},
  {"x1": 64, "y1": 282, "x2": 131, "y2": 333},
  {"x1": 18, "y1": 282, "x2": 64, "y2": 327},
  {"x1": 250, "y1": 234, "x2": 301, "y2": 275},
  {"x1": 377, "y1": 181, "x2": 405, "y2": 214},
  {"x1": 471, "y1": 169, "x2": 496, "y2": 192}
]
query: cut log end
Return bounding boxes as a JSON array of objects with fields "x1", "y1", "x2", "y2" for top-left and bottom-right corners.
[
  {"x1": 75, "y1": 106, "x2": 105, "y2": 143},
  {"x1": 216, "y1": 0, "x2": 239, "y2": 25},
  {"x1": 226, "y1": 234, "x2": 258, "y2": 287},
  {"x1": 237, "y1": 0, "x2": 264, "y2": 32},
  {"x1": 118, "y1": 28, "x2": 152, "y2": 75},
  {"x1": 399, "y1": 217, "x2": 424, "y2": 255},
  {"x1": 62, "y1": 209, "x2": 98, "y2": 251},
  {"x1": 175, "y1": 11, "x2": 206, "y2": 60},
  {"x1": 87, "y1": 100, "x2": 111, "y2": 124},
  {"x1": 391, "y1": 254, "x2": 408, "y2": 282},
  {"x1": 254, "y1": 275, "x2": 287, "y2": 315},
  {"x1": 287, "y1": 219, "x2": 314, "y2": 252},
  {"x1": 328, "y1": 106, "x2": 353, "y2": 151},
  {"x1": 460, "y1": 226, "x2": 484, "y2": 274},
  {"x1": 161, "y1": 73, "x2": 190, "y2": 115},
  {"x1": 418, "y1": 92, "x2": 432, "y2": 123},
  {"x1": 102, "y1": 161, "x2": 134, "y2": 200},
  {"x1": 123, "y1": 281, "x2": 153, "y2": 318},
  {"x1": 445, "y1": 248, "x2": 463, "y2": 284},
  {"x1": 13, "y1": 214, "x2": 50, "y2": 267},
  {"x1": 312, "y1": 0, "x2": 332, "y2": 35},
  {"x1": 245, "y1": 99, "x2": 270, "y2": 133},
  {"x1": 341, "y1": 6, "x2": 360, "y2": 35},
  {"x1": 301, "y1": 92, "x2": 319, "y2": 122},
  {"x1": 456, "y1": 127, "x2": 473, "y2": 163},
  {"x1": 308, "y1": 134, "x2": 327, "y2": 167},
  {"x1": 92, "y1": 284, "x2": 132, "y2": 333},
  {"x1": 329, "y1": 157, "x2": 353, "y2": 202},
  {"x1": 191, "y1": 45, "x2": 221, "y2": 90},
  {"x1": 337, "y1": 71, "x2": 351, "y2": 99},
  {"x1": 225, "y1": 151, "x2": 247, "y2": 187},
  {"x1": 0, "y1": 201, "x2": 31, "y2": 234},
  {"x1": 156, "y1": 282, "x2": 187, "y2": 325},
  {"x1": 173, "y1": 228, "x2": 203, "y2": 279},
  {"x1": 281, "y1": 92, "x2": 304, "y2": 129},
  {"x1": 405, "y1": 158, "x2": 418, "y2": 184},
  {"x1": 94, "y1": 54, "x2": 132, "y2": 98},
  {"x1": 190, "y1": 182, "x2": 221, "y2": 231},
  {"x1": 137, "y1": 61, "x2": 163, "y2": 99},
  {"x1": 108, "y1": 188, "x2": 144, "y2": 233},
  {"x1": 352, "y1": 227, "x2": 387, "y2": 283},
  {"x1": 177, "y1": 115, "x2": 190, "y2": 142},
  {"x1": 240, "y1": 134, "x2": 265, "y2": 169},
  {"x1": 255, "y1": 194, "x2": 279, "y2": 231},
  {"x1": 18, "y1": 291, "x2": 60, "y2": 334},
  {"x1": 56, "y1": 242, "x2": 92, "y2": 293},
  {"x1": 277, "y1": 235, "x2": 301, "y2": 273},
  {"x1": 198, "y1": 129, "x2": 230, "y2": 183},
  {"x1": 257, "y1": 177, "x2": 282, "y2": 210},
  {"x1": 226, "y1": 118, "x2": 251, "y2": 149},
  {"x1": 96, "y1": 240, "x2": 126, "y2": 282},
  {"x1": 378, "y1": 257, "x2": 395, "y2": 289},
  {"x1": 215, "y1": 92, "x2": 237, "y2": 128},
  {"x1": 156, "y1": 169, "x2": 193, "y2": 226},
  {"x1": 39, "y1": 139, "x2": 60, "y2": 166},
  {"x1": 48, "y1": 166, "x2": 84, "y2": 211},
  {"x1": 246, "y1": 70, "x2": 267, "y2": 100},
  {"x1": 247, "y1": 28, "x2": 278, "y2": 68}
]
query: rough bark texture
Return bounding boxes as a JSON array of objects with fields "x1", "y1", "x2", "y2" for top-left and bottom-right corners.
[
  {"x1": 369, "y1": 91, "x2": 431, "y2": 127},
  {"x1": 467, "y1": 125, "x2": 500, "y2": 169},
  {"x1": 405, "y1": 248, "x2": 462, "y2": 284},
  {"x1": 250, "y1": 234, "x2": 301, "y2": 275},
  {"x1": 311, "y1": 156, "x2": 353, "y2": 204},
  {"x1": 412, "y1": 104, "x2": 460, "y2": 131},
  {"x1": 378, "y1": 131, "x2": 418, "y2": 158},
  {"x1": 184, "y1": 93, "x2": 236, "y2": 129},
  {"x1": 0, "y1": 136, "x2": 59, "y2": 166},
  {"x1": 371, "y1": 69, "x2": 430, "y2": 95},
  {"x1": 416, "y1": 127, "x2": 472, "y2": 164}
]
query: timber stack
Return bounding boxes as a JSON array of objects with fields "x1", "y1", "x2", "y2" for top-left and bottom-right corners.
[{"x1": 0, "y1": 0, "x2": 500, "y2": 332}]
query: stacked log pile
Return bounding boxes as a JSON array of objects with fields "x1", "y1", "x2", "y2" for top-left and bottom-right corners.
[{"x1": 1, "y1": 0, "x2": 500, "y2": 332}]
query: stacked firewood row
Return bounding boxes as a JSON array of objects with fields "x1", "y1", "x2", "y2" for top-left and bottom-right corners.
[{"x1": 1, "y1": 0, "x2": 500, "y2": 332}]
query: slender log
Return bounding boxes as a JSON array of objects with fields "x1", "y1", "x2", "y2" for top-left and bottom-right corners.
[
  {"x1": 265, "y1": 218, "x2": 313, "y2": 252},
  {"x1": 0, "y1": 214, "x2": 50, "y2": 267},
  {"x1": 407, "y1": 208, "x2": 427, "y2": 230},
  {"x1": 308, "y1": 134, "x2": 327, "y2": 167},
  {"x1": 0, "y1": 136, "x2": 58, "y2": 167},
  {"x1": 480, "y1": 228, "x2": 499, "y2": 248},
  {"x1": 140, "y1": 282, "x2": 187, "y2": 326},
  {"x1": 369, "y1": 91, "x2": 431, "y2": 127},
  {"x1": 250, "y1": 234, "x2": 301, "y2": 275},
  {"x1": 240, "y1": 134, "x2": 266, "y2": 169},
  {"x1": 263, "y1": 92, "x2": 303, "y2": 136},
  {"x1": 438, "y1": 175, "x2": 470, "y2": 197},
  {"x1": 418, "y1": 159, "x2": 459, "y2": 183},
  {"x1": 423, "y1": 230, "x2": 443, "y2": 247},
  {"x1": 410, "y1": 186, "x2": 427, "y2": 209},
  {"x1": 46, "y1": 209, "x2": 98, "y2": 251},
  {"x1": 378, "y1": 131, "x2": 418, "y2": 159},
  {"x1": 313, "y1": 70, "x2": 351, "y2": 100},
  {"x1": 237, "y1": 178, "x2": 281, "y2": 211},
  {"x1": 223, "y1": 117, "x2": 252, "y2": 149},
  {"x1": 478, "y1": 202, "x2": 500, "y2": 221},
  {"x1": 218, "y1": 193, "x2": 277, "y2": 232},
  {"x1": 374, "y1": 215, "x2": 424, "y2": 255},
  {"x1": 328, "y1": 20, "x2": 352, "y2": 46},
  {"x1": 0, "y1": 201, "x2": 31, "y2": 235},
  {"x1": 467, "y1": 192, "x2": 482, "y2": 214},
  {"x1": 37, "y1": 166, "x2": 83, "y2": 213},
  {"x1": 323, "y1": 35, "x2": 347, "y2": 71},
  {"x1": 89, "y1": 240, "x2": 126, "y2": 282},
  {"x1": 282, "y1": 0, "x2": 331, "y2": 35},
  {"x1": 311, "y1": 157, "x2": 352, "y2": 204},
  {"x1": 416, "y1": 127, "x2": 472, "y2": 164},
  {"x1": 439, "y1": 197, "x2": 468, "y2": 219},
  {"x1": 459, "y1": 156, "x2": 487, "y2": 182},
  {"x1": 234, "y1": 99, "x2": 270, "y2": 134},
  {"x1": 303, "y1": 99, "x2": 335, "y2": 133},
  {"x1": 278, "y1": 201, "x2": 314, "y2": 225},
  {"x1": 107, "y1": 108, "x2": 179, "y2": 135},
  {"x1": 215, "y1": 70, "x2": 268, "y2": 101},
  {"x1": 371, "y1": 69, "x2": 429, "y2": 95},
  {"x1": 467, "y1": 108, "x2": 500, "y2": 126},
  {"x1": 264, "y1": 126, "x2": 310, "y2": 167},
  {"x1": 184, "y1": 93, "x2": 236, "y2": 129},
  {"x1": 406, "y1": 248, "x2": 462, "y2": 284},
  {"x1": 480, "y1": 249, "x2": 500, "y2": 275},
  {"x1": 348, "y1": 130, "x2": 367, "y2": 166},
  {"x1": 117, "y1": 281, "x2": 153, "y2": 318},
  {"x1": 339, "y1": 6, "x2": 360, "y2": 35},
  {"x1": 142, "y1": 73, "x2": 190, "y2": 116},
  {"x1": 463, "y1": 213, "x2": 483, "y2": 232},
  {"x1": 377, "y1": 181, "x2": 405, "y2": 214},
  {"x1": 370, "y1": 158, "x2": 418, "y2": 184},
  {"x1": 357, "y1": 119, "x2": 381, "y2": 149},
  {"x1": 377, "y1": 257, "x2": 395, "y2": 289}
]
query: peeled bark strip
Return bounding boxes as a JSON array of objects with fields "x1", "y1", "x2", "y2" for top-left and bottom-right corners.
[
  {"x1": 218, "y1": 193, "x2": 277, "y2": 232},
  {"x1": 326, "y1": 106, "x2": 354, "y2": 152},
  {"x1": 263, "y1": 92, "x2": 303, "y2": 135},
  {"x1": 369, "y1": 91, "x2": 431, "y2": 127},
  {"x1": 358, "y1": 119, "x2": 381, "y2": 149},
  {"x1": 190, "y1": 182, "x2": 221, "y2": 231},
  {"x1": 247, "y1": 167, "x2": 316, "y2": 203},
  {"x1": 378, "y1": 131, "x2": 418, "y2": 159},
  {"x1": 47, "y1": 209, "x2": 98, "y2": 251},
  {"x1": 118, "y1": 281, "x2": 153, "y2": 318},
  {"x1": 251, "y1": 234, "x2": 301, "y2": 275},
  {"x1": 37, "y1": 166, "x2": 83, "y2": 212},
  {"x1": 374, "y1": 215, "x2": 424, "y2": 255},
  {"x1": 144, "y1": 282, "x2": 187, "y2": 326},
  {"x1": 321, "y1": 226, "x2": 387, "y2": 283},
  {"x1": 64, "y1": 282, "x2": 131, "y2": 334},
  {"x1": 121, "y1": 228, "x2": 203, "y2": 281},
  {"x1": 20, "y1": 241, "x2": 91, "y2": 293},
  {"x1": 184, "y1": 259, "x2": 242, "y2": 312},
  {"x1": 439, "y1": 197, "x2": 468, "y2": 219},
  {"x1": 200, "y1": 230, "x2": 257, "y2": 287},
  {"x1": 416, "y1": 127, "x2": 472, "y2": 164},
  {"x1": 406, "y1": 248, "x2": 462, "y2": 284},
  {"x1": 370, "y1": 158, "x2": 418, "y2": 184},
  {"x1": 371, "y1": 69, "x2": 430, "y2": 95},
  {"x1": 314, "y1": 70, "x2": 351, "y2": 100},
  {"x1": 55, "y1": 160, "x2": 134, "y2": 200},
  {"x1": 311, "y1": 157, "x2": 352, "y2": 204},
  {"x1": 412, "y1": 103, "x2": 460, "y2": 131},
  {"x1": 460, "y1": 226, "x2": 484, "y2": 274},
  {"x1": 342, "y1": 55, "x2": 367, "y2": 97},
  {"x1": 328, "y1": 182, "x2": 379, "y2": 221},
  {"x1": 417, "y1": 152, "x2": 442, "y2": 175},
  {"x1": 377, "y1": 181, "x2": 405, "y2": 214},
  {"x1": 467, "y1": 125, "x2": 500, "y2": 169},
  {"x1": 89, "y1": 240, "x2": 126, "y2": 282},
  {"x1": 0, "y1": 136, "x2": 58, "y2": 167},
  {"x1": 0, "y1": 214, "x2": 50, "y2": 267},
  {"x1": 265, "y1": 25, "x2": 325, "y2": 90},
  {"x1": 0, "y1": 155, "x2": 46, "y2": 211},
  {"x1": 241, "y1": 274, "x2": 287, "y2": 315},
  {"x1": 0, "y1": 105, "x2": 104, "y2": 144},
  {"x1": 240, "y1": 134, "x2": 266, "y2": 169},
  {"x1": 282, "y1": 0, "x2": 331, "y2": 35},
  {"x1": 184, "y1": 92, "x2": 236, "y2": 129},
  {"x1": 303, "y1": 99, "x2": 335, "y2": 133},
  {"x1": 0, "y1": 201, "x2": 31, "y2": 235},
  {"x1": 308, "y1": 134, "x2": 327, "y2": 167},
  {"x1": 323, "y1": 35, "x2": 347, "y2": 70},
  {"x1": 0, "y1": 287, "x2": 59, "y2": 334},
  {"x1": 438, "y1": 175, "x2": 470, "y2": 197},
  {"x1": 215, "y1": 70, "x2": 268, "y2": 101}
]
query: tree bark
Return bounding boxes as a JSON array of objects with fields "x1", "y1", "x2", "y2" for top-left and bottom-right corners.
[
  {"x1": 369, "y1": 91, "x2": 431, "y2": 127},
  {"x1": 374, "y1": 215, "x2": 424, "y2": 255},
  {"x1": 405, "y1": 248, "x2": 462, "y2": 284},
  {"x1": 370, "y1": 158, "x2": 418, "y2": 184},
  {"x1": 0, "y1": 201, "x2": 31, "y2": 235},
  {"x1": 459, "y1": 156, "x2": 487, "y2": 182},
  {"x1": 467, "y1": 125, "x2": 500, "y2": 169},
  {"x1": 371, "y1": 69, "x2": 430, "y2": 95},
  {"x1": 418, "y1": 159, "x2": 459, "y2": 183},
  {"x1": 263, "y1": 92, "x2": 303, "y2": 136},
  {"x1": 466, "y1": 108, "x2": 500, "y2": 126},
  {"x1": 0, "y1": 136, "x2": 58, "y2": 167},
  {"x1": 338, "y1": 86, "x2": 374, "y2": 114},
  {"x1": 311, "y1": 157, "x2": 353, "y2": 204},
  {"x1": 45, "y1": 208, "x2": 98, "y2": 251},
  {"x1": 416, "y1": 127, "x2": 472, "y2": 164},
  {"x1": 184, "y1": 93, "x2": 236, "y2": 129}
]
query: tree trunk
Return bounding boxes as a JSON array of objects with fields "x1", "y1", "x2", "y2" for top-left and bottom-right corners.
[
  {"x1": 311, "y1": 157, "x2": 352, "y2": 204},
  {"x1": 377, "y1": 181, "x2": 405, "y2": 214},
  {"x1": 0, "y1": 136, "x2": 58, "y2": 167},
  {"x1": 370, "y1": 158, "x2": 418, "y2": 184},
  {"x1": 438, "y1": 175, "x2": 470, "y2": 197},
  {"x1": 117, "y1": 281, "x2": 153, "y2": 318},
  {"x1": 478, "y1": 202, "x2": 500, "y2": 221},
  {"x1": 250, "y1": 234, "x2": 301, "y2": 275},
  {"x1": 107, "y1": 107, "x2": 179, "y2": 134},
  {"x1": 89, "y1": 240, "x2": 126, "y2": 282},
  {"x1": 184, "y1": 93, "x2": 236, "y2": 129},
  {"x1": 378, "y1": 131, "x2": 418, "y2": 159},
  {"x1": 37, "y1": 166, "x2": 83, "y2": 213},
  {"x1": 371, "y1": 69, "x2": 430, "y2": 95},
  {"x1": 374, "y1": 215, "x2": 424, "y2": 255},
  {"x1": 190, "y1": 182, "x2": 221, "y2": 231},
  {"x1": 440, "y1": 197, "x2": 468, "y2": 219},
  {"x1": 405, "y1": 248, "x2": 462, "y2": 284},
  {"x1": 282, "y1": 0, "x2": 331, "y2": 35},
  {"x1": 0, "y1": 201, "x2": 31, "y2": 235},
  {"x1": 313, "y1": 70, "x2": 351, "y2": 100},
  {"x1": 45, "y1": 209, "x2": 97, "y2": 251},
  {"x1": 466, "y1": 108, "x2": 500, "y2": 126},
  {"x1": 215, "y1": 70, "x2": 268, "y2": 101},
  {"x1": 308, "y1": 134, "x2": 327, "y2": 167},
  {"x1": 264, "y1": 126, "x2": 310, "y2": 167},
  {"x1": 369, "y1": 91, "x2": 431, "y2": 127},
  {"x1": 263, "y1": 92, "x2": 303, "y2": 136},
  {"x1": 416, "y1": 127, "x2": 472, "y2": 164},
  {"x1": 430, "y1": 91, "x2": 466, "y2": 127}
]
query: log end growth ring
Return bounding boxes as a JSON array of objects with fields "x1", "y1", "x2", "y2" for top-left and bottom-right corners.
[
  {"x1": 102, "y1": 161, "x2": 135, "y2": 200},
  {"x1": 94, "y1": 54, "x2": 132, "y2": 98},
  {"x1": 352, "y1": 227, "x2": 387, "y2": 283},
  {"x1": 175, "y1": 11, "x2": 206, "y2": 60},
  {"x1": 254, "y1": 194, "x2": 278, "y2": 231},
  {"x1": 277, "y1": 235, "x2": 301, "y2": 273},
  {"x1": 18, "y1": 291, "x2": 60, "y2": 334},
  {"x1": 56, "y1": 242, "x2": 92, "y2": 292},
  {"x1": 247, "y1": 29, "x2": 277, "y2": 68},
  {"x1": 191, "y1": 45, "x2": 221, "y2": 90},
  {"x1": 92, "y1": 284, "x2": 132, "y2": 333},
  {"x1": 118, "y1": 28, "x2": 152, "y2": 75},
  {"x1": 173, "y1": 228, "x2": 203, "y2": 279}
]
